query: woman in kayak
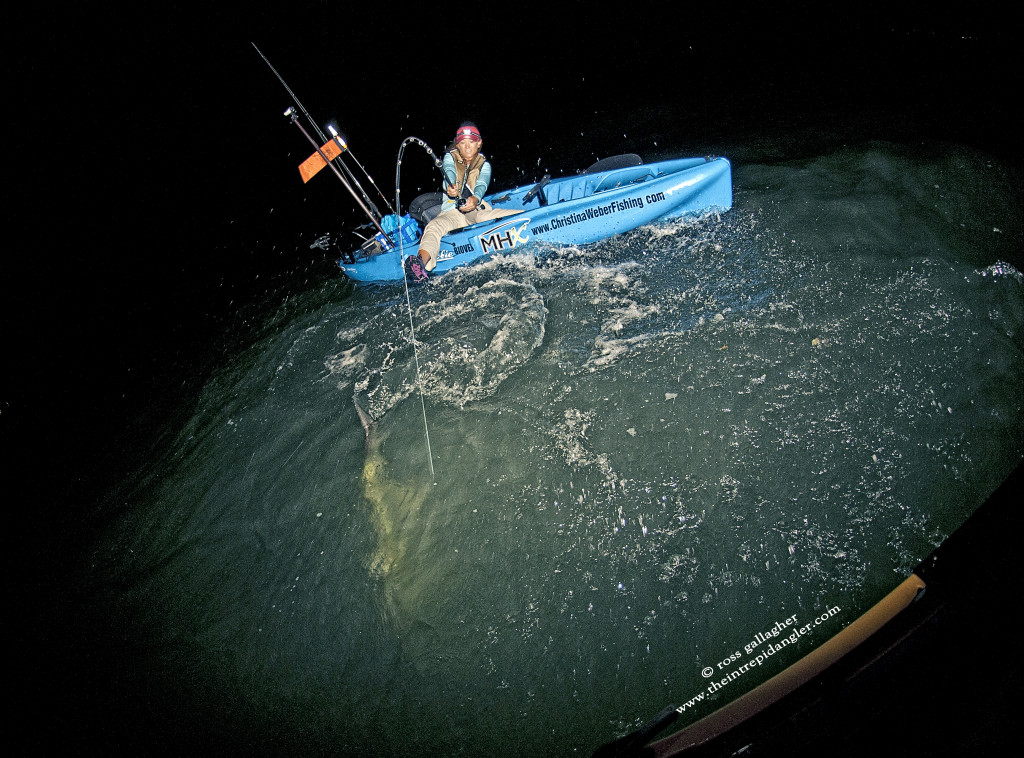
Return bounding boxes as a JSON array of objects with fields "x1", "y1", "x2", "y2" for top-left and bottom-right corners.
[{"x1": 408, "y1": 122, "x2": 521, "y2": 278}]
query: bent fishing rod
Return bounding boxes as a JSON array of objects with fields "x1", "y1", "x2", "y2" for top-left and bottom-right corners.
[{"x1": 395, "y1": 135, "x2": 447, "y2": 216}]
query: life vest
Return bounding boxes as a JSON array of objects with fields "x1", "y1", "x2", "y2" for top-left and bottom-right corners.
[{"x1": 448, "y1": 148, "x2": 487, "y2": 199}]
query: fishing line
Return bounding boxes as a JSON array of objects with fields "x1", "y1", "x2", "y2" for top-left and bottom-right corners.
[
  {"x1": 399, "y1": 272, "x2": 436, "y2": 479},
  {"x1": 395, "y1": 136, "x2": 445, "y2": 479}
]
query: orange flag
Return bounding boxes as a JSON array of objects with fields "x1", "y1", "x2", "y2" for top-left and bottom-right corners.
[{"x1": 298, "y1": 139, "x2": 344, "y2": 183}]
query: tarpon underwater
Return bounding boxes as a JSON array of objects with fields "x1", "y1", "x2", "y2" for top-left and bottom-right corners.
[
  {"x1": 354, "y1": 397, "x2": 433, "y2": 617},
  {"x1": 355, "y1": 398, "x2": 458, "y2": 668}
]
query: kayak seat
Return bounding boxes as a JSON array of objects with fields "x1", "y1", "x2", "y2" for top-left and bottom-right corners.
[
  {"x1": 590, "y1": 167, "x2": 658, "y2": 194},
  {"x1": 409, "y1": 192, "x2": 445, "y2": 225}
]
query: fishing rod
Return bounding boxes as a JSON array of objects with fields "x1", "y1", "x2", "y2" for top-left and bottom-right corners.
[
  {"x1": 395, "y1": 136, "x2": 448, "y2": 217},
  {"x1": 253, "y1": 43, "x2": 437, "y2": 478},
  {"x1": 330, "y1": 125, "x2": 395, "y2": 216},
  {"x1": 325, "y1": 125, "x2": 393, "y2": 219},
  {"x1": 252, "y1": 42, "x2": 394, "y2": 217},
  {"x1": 286, "y1": 107, "x2": 391, "y2": 239}
]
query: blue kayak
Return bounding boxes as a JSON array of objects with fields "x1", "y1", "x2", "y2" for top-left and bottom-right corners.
[{"x1": 338, "y1": 155, "x2": 732, "y2": 283}]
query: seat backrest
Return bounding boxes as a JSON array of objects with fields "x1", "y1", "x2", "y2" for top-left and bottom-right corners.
[{"x1": 409, "y1": 192, "x2": 445, "y2": 225}]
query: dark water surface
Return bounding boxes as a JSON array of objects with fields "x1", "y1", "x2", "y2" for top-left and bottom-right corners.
[{"x1": 9, "y1": 7, "x2": 1022, "y2": 757}]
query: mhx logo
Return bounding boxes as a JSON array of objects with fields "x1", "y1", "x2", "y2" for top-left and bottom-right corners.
[{"x1": 478, "y1": 219, "x2": 531, "y2": 253}]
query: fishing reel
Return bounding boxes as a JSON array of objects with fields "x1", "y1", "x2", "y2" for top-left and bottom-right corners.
[{"x1": 309, "y1": 232, "x2": 357, "y2": 264}]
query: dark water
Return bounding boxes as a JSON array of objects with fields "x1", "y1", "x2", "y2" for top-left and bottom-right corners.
[
  {"x1": 39, "y1": 143, "x2": 1023, "y2": 756},
  {"x1": 9, "y1": 8, "x2": 1022, "y2": 758}
]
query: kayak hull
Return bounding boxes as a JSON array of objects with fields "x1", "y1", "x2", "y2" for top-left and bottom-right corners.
[{"x1": 339, "y1": 156, "x2": 732, "y2": 283}]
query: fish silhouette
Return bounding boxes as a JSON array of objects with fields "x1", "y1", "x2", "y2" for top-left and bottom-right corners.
[{"x1": 354, "y1": 396, "x2": 435, "y2": 624}]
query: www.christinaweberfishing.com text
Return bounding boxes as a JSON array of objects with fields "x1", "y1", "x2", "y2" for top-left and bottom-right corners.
[{"x1": 675, "y1": 606, "x2": 842, "y2": 716}]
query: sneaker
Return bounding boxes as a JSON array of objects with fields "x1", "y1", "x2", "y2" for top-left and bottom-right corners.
[{"x1": 404, "y1": 255, "x2": 428, "y2": 282}]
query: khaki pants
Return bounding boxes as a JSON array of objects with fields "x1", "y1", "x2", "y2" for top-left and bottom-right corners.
[{"x1": 419, "y1": 201, "x2": 522, "y2": 270}]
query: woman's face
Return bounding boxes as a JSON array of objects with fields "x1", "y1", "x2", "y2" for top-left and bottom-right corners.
[{"x1": 456, "y1": 138, "x2": 481, "y2": 163}]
